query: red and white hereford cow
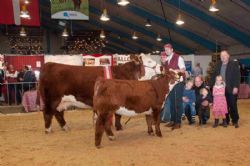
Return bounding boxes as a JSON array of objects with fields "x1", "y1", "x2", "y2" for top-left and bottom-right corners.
[
  {"x1": 113, "y1": 54, "x2": 162, "y2": 130},
  {"x1": 39, "y1": 55, "x2": 145, "y2": 133},
  {"x1": 93, "y1": 69, "x2": 180, "y2": 148}
]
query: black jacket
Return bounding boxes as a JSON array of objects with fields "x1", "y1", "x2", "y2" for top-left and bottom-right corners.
[{"x1": 209, "y1": 60, "x2": 240, "y2": 94}]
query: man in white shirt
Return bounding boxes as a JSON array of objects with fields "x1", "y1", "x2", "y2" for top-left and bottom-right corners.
[{"x1": 160, "y1": 44, "x2": 186, "y2": 129}]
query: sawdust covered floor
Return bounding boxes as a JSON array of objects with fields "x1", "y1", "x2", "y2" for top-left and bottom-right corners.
[{"x1": 0, "y1": 100, "x2": 250, "y2": 166}]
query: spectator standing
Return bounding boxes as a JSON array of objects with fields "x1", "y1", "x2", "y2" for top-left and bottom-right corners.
[
  {"x1": 192, "y1": 63, "x2": 203, "y2": 77},
  {"x1": 212, "y1": 75, "x2": 228, "y2": 128},
  {"x1": 23, "y1": 66, "x2": 36, "y2": 92},
  {"x1": 6, "y1": 64, "x2": 18, "y2": 104},
  {"x1": 161, "y1": 43, "x2": 186, "y2": 130},
  {"x1": 209, "y1": 50, "x2": 241, "y2": 128}
]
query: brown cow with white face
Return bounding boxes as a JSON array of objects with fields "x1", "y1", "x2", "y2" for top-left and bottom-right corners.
[
  {"x1": 39, "y1": 55, "x2": 145, "y2": 133},
  {"x1": 93, "y1": 69, "x2": 180, "y2": 148}
]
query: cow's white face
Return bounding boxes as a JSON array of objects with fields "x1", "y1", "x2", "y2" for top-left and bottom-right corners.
[{"x1": 139, "y1": 54, "x2": 162, "y2": 80}]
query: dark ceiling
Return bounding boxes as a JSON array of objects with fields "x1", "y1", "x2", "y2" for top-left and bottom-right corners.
[{"x1": 2, "y1": 0, "x2": 250, "y2": 55}]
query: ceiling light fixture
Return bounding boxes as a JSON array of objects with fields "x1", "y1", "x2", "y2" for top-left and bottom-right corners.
[
  {"x1": 20, "y1": 5, "x2": 30, "y2": 19},
  {"x1": 62, "y1": 27, "x2": 69, "y2": 37},
  {"x1": 20, "y1": 27, "x2": 27, "y2": 37},
  {"x1": 100, "y1": 30, "x2": 106, "y2": 39},
  {"x1": 176, "y1": 14, "x2": 184, "y2": 25},
  {"x1": 176, "y1": 0, "x2": 184, "y2": 26},
  {"x1": 24, "y1": 0, "x2": 30, "y2": 4},
  {"x1": 117, "y1": 0, "x2": 130, "y2": 6},
  {"x1": 100, "y1": 9, "x2": 110, "y2": 21},
  {"x1": 132, "y1": 32, "x2": 138, "y2": 40},
  {"x1": 145, "y1": 19, "x2": 152, "y2": 27},
  {"x1": 209, "y1": 0, "x2": 219, "y2": 12},
  {"x1": 156, "y1": 35, "x2": 162, "y2": 41}
]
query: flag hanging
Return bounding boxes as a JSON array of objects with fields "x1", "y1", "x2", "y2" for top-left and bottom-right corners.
[{"x1": 0, "y1": 0, "x2": 40, "y2": 26}]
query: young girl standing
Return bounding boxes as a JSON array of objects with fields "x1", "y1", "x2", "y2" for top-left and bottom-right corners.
[{"x1": 212, "y1": 75, "x2": 228, "y2": 128}]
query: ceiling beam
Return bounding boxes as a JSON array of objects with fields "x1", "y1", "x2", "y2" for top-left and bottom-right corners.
[
  {"x1": 107, "y1": 0, "x2": 216, "y2": 51},
  {"x1": 240, "y1": 0, "x2": 250, "y2": 6},
  {"x1": 90, "y1": 6, "x2": 193, "y2": 54},
  {"x1": 165, "y1": 0, "x2": 250, "y2": 47}
]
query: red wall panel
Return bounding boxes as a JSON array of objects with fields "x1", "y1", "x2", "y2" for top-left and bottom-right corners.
[{"x1": 4, "y1": 55, "x2": 44, "y2": 71}]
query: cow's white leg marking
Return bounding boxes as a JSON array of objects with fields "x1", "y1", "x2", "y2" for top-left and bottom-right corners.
[
  {"x1": 108, "y1": 136, "x2": 116, "y2": 141},
  {"x1": 62, "y1": 124, "x2": 70, "y2": 132},
  {"x1": 93, "y1": 112, "x2": 98, "y2": 126},
  {"x1": 45, "y1": 126, "x2": 52, "y2": 134},
  {"x1": 115, "y1": 107, "x2": 153, "y2": 117},
  {"x1": 56, "y1": 95, "x2": 92, "y2": 112}
]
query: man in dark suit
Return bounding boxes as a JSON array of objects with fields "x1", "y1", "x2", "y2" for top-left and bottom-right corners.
[{"x1": 209, "y1": 50, "x2": 240, "y2": 128}]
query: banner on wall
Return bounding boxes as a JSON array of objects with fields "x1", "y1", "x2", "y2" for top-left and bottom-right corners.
[
  {"x1": 113, "y1": 54, "x2": 130, "y2": 65},
  {"x1": 51, "y1": 0, "x2": 89, "y2": 20},
  {"x1": 83, "y1": 54, "x2": 112, "y2": 66},
  {"x1": 184, "y1": 61, "x2": 192, "y2": 73},
  {"x1": 45, "y1": 55, "x2": 83, "y2": 66}
]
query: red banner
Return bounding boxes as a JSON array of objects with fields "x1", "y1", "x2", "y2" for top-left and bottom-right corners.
[{"x1": 0, "y1": 0, "x2": 40, "y2": 26}]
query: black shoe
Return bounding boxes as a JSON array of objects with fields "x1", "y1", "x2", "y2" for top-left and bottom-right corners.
[
  {"x1": 213, "y1": 119, "x2": 219, "y2": 128},
  {"x1": 166, "y1": 121, "x2": 175, "y2": 127},
  {"x1": 234, "y1": 123, "x2": 239, "y2": 128},
  {"x1": 222, "y1": 119, "x2": 227, "y2": 128},
  {"x1": 202, "y1": 121, "x2": 207, "y2": 125},
  {"x1": 189, "y1": 121, "x2": 195, "y2": 125}
]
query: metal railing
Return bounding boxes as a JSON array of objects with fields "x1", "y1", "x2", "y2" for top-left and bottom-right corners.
[{"x1": 0, "y1": 82, "x2": 38, "y2": 106}]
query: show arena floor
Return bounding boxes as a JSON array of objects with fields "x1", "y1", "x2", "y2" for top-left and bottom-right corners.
[{"x1": 0, "y1": 99, "x2": 250, "y2": 166}]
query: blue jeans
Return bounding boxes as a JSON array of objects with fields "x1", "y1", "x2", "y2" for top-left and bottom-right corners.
[
  {"x1": 183, "y1": 103, "x2": 196, "y2": 117},
  {"x1": 160, "y1": 97, "x2": 171, "y2": 122}
]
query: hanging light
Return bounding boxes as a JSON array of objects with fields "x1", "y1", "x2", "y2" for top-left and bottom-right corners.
[
  {"x1": 117, "y1": 0, "x2": 130, "y2": 6},
  {"x1": 100, "y1": 9, "x2": 110, "y2": 21},
  {"x1": 176, "y1": 14, "x2": 184, "y2": 25},
  {"x1": 156, "y1": 35, "x2": 162, "y2": 42},
  {"x1": 176, "y1": 0, "x2": 184, "y2": 25},
  {"x1": 209, "y1": 0, "x2": 219, "y2": 12},
  {"x1": 24, "y1": 0, "x2": 30, "y2": 4},
  {"x1": 20, "y1": 5, "x2": 30, "y2": 19},
  {"x1": 100, "y1": 30, "x2": 106, "y2": 39},
  {"x1": 145, "y1": 19, "x2": 152, "y2": 27},
  {"x1": 132, "y1": 32, "x2": 138, "y2": 40},
  {"x1": 62, "y1": 27, "x2": 69, "y2": 37},
  {"x1": 20, "y1": 27, "x2": 27, "y2": 37}
]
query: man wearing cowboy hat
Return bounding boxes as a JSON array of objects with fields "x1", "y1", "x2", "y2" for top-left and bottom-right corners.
[{"x1": 161, "y1": 43, "x2": 186, "y2": 130}]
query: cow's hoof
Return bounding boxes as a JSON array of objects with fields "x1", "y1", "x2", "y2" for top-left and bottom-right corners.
[
  {"x1": 115, "y1": 126, "x2": 123, "y2": 131},
  {"x1": 148, "y1": 132, "x2": 155, "y2": 136},
  {"x1": 45, "y1": 127, "x2": 53, "y2": 134},
  {"x1": 96, "y1": 145, "x2": 103, "y2": 149},
  {"x1": 108, "y1": 136, "x2": 116, "y2": 141},
  {"x1": 62, "y1": 125, "x2": 70, "y2": 132},
  {"x1": 156, "y1": 132, "x2": 162, "y2": 137},
  {"x1": 45, "y1": 130, "x2": 53, "y2": 134}
]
